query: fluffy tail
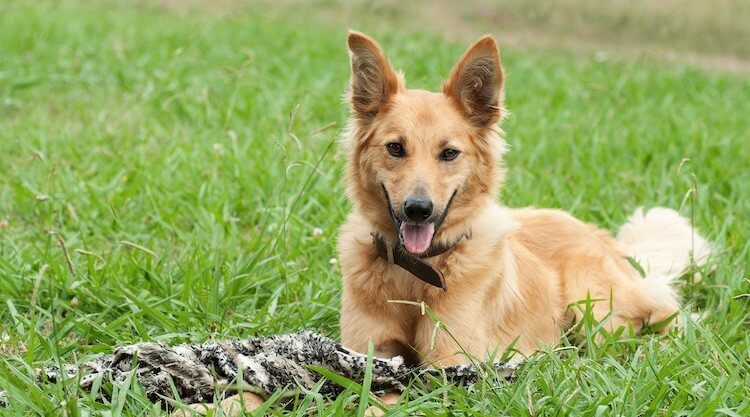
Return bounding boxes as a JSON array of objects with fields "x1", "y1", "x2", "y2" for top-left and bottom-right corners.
[{"x1": 617, "y1": 207, "x2": 713, "y2": 286}]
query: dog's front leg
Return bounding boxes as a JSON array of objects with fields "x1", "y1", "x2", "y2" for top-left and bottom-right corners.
[
  {"x1": 339, "y1": 262, "x2": 420, "y2": 361},
  {"x1": 413, "y1": 299, "x2": 490, "y2": 367},
  {"x1": 340, "y1": 293, "x2": 416, "y2": 361}
]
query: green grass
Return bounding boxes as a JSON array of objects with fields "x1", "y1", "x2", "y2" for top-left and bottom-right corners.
[{"x1": 1, "y1": 1, "x2": 749, "y2": 415}]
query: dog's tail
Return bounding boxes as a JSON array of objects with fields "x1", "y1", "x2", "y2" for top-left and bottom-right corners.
[{"x1": 617, "y1": 207, "x2": 712, "y2": 288}]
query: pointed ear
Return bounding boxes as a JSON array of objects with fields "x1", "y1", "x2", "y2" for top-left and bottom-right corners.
[
  {"x1": 443, "y1": 35, "x2": 504, "y2": 128},
  {"x1": 347, "y1": 31, "x2": 402, "y2": 124}
]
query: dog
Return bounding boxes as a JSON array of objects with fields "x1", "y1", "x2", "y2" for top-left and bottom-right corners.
[
  {"x1": 338, "y1": 30, "x2": 711, "y2": 368},
  {"x1": 174, "y1": 30, "x2": 711, "y2": 416}
]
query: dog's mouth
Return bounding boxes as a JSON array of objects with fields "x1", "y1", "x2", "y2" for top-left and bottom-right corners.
[
  {"x1": 382, "y1": 185, "x2": 457, "y2": 256},
  {"x1": 398, "y1": 222, "x2": 435, "y2": 254}
]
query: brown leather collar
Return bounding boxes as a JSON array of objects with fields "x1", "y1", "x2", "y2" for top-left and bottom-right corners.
[{"x1": 371, "y1": 230, "x2": 471, "y2": 291}]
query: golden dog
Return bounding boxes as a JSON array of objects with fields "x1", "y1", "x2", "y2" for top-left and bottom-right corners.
[
  {"x1": 174, "y1": 31, "x2": 711, "y2": 416},
  {"x1": 338, "y1": 31, "x2": 711, "y2": 367}
]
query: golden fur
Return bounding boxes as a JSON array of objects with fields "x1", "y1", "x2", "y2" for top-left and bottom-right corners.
[{"x1": 338, "y1": 31, "x2": 711, "y2": 367}]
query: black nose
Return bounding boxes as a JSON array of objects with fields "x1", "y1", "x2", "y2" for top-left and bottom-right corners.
[{"x1": 404, "y1": 197, "x2": 433, "y2": 222}]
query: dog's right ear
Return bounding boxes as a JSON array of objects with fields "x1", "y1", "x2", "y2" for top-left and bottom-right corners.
[{"x1": 347, "y1": 31, "x2": 402, "y2": 124}]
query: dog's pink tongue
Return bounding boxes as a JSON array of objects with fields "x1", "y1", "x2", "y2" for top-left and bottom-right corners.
[{"x1": 400, "y1": 223, "x2": 435, "y2": 254}]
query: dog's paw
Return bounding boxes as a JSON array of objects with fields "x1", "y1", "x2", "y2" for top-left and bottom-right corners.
[
  {"x1": 171, "y1": 404, "x2": 208, "y2": 417},
  {"x1": 365, "y1": 404, "x2": 387, "y2": 417},
  {"x1": 364, "y1": 392, "x2": 401, "y2": 416},
  {"x1": 171, "y1": 392, "x2": 264, "y2": 417}
]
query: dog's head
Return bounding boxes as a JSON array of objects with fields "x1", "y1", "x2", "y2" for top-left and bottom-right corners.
[{"x1": 344, "y1": 31, "x2": 507, "y2": 255}]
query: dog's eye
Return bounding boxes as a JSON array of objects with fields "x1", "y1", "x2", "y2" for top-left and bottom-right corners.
[
  {"x1": 386, "y1": 142, "x2": 405, "y2": 157},
  {"x1": 440, "y1": 148, "x2": 460, "y2": 161}
]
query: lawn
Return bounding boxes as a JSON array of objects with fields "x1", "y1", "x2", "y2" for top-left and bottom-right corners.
[{"x1": 1, "y1": 0, "x2": 749, "y2": 415}]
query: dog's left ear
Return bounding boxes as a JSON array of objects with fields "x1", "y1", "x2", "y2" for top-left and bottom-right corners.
[{"x1": 443, "y1": 35, "x2": 504, "y2": 129}]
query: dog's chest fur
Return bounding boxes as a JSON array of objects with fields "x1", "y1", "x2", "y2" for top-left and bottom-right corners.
[{"x1": 338, "y1": 204, "x2": 563, "y2": 364}]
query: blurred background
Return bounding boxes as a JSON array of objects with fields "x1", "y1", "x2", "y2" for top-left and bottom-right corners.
[{"x1": 169, "y1": 0, "x2": 750, "y2": 72}]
